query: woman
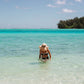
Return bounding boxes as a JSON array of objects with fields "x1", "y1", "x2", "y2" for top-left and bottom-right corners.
[{"x1": 39, "y1": 43, "x2": 51, "y2": 60}]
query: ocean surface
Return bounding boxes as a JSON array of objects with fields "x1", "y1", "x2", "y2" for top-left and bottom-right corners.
[{"x1": 0, "y1": 29, "x2": 84, "y2": 84}]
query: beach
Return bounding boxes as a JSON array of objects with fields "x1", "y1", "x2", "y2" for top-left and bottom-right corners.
[{"x1": 0, "y1": 29, "x2": 84, "y2": 84}]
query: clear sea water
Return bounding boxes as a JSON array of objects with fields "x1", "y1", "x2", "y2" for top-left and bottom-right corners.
[{"x1": 0, "y1": 29, "x2": 84, "y2": 84}]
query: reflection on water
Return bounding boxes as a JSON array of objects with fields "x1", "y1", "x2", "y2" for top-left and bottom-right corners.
[{"x1": 29, "y1": 62, "x2": 41, "y2": 65}]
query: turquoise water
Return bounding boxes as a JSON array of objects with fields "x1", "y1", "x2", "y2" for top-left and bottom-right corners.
[{"x1": 0, "y1": 29, "x2": 84, "y2": 84}]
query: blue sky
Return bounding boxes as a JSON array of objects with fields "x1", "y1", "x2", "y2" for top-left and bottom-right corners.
[{"x1": 0, "y1": 0, "x2": 84, "y2": 29}]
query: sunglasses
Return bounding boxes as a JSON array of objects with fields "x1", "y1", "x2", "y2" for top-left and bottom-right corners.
[{"x1": 42, "y1": 46, "x2": 46, "y2": 47}]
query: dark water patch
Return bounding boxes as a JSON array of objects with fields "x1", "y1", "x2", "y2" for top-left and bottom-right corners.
[{"x1": 0, "y1": 29, "x2": 84, "y2": 34}]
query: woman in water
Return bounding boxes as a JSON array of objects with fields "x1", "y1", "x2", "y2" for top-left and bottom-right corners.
[{"x1": 39, "y1": 43, "x2": 51, "y2": 60}]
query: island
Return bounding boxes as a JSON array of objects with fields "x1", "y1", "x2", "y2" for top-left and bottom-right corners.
[{"x1": 57, "y1": 16, "x2": 84, "y2": 29}]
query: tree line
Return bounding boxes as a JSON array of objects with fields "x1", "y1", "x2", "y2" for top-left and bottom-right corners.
[{"x1": 57, "y1": 16, "x2": 84, "y2": 29}]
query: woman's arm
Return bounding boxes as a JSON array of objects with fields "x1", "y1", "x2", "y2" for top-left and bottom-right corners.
[
  {"x1": 39, "y1": 50, "x2": 41, "y2": 59},
  {"x1": 48, "y1": 49, "x2": 51, "y2": 60}
]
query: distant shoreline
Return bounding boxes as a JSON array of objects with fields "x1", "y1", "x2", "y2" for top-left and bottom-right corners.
[{"x1": 58, "y1": 16, "x2": 84, "y2": 29}]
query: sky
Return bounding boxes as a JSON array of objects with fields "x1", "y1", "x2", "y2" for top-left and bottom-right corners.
[{"x1": 0, "y1": 0, "x2": 84, "y2": 29}]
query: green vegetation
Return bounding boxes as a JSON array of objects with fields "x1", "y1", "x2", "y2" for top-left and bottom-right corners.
[{"x1": 57, "y1": 17, "x2": 84, "y2": 29}]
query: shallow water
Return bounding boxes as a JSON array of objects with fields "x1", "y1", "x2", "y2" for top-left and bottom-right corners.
[{"x1": 0, "y1": 29, "x2": 84, "y2": 84}]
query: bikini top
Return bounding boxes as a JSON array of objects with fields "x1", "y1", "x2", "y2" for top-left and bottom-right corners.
[{"x1": 41, "y1": 53, "x2": 48, "y2": 55}]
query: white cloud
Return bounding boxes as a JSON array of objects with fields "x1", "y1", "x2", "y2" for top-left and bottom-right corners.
[
  {"x1": 56, "y1": 0, "x2": 66, "y2": 5},
  {"x1": 75, "y1": 0, "x2": 82, "y2": 2},
  {"x1": 16, "y1": 6, "x2": 30, "y2": 9},
  {"x1": 47, "y1": 4, "x2": 57, "y2": 8},
  {"x1": 62, "y1": 8, "x2": 75, "y2": 13}
]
